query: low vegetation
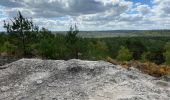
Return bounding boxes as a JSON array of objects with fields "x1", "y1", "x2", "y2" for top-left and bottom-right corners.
[
  {"x1": 107, "y1": 57, "x2": 170, "y2": 77},
  {"x1": 116, "y1": 46, "x2": 132, "y2": 61}
]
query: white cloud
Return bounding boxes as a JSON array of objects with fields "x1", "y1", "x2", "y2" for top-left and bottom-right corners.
[
  {"x1": 152, "y1": 0, "x2": 170, "y2": 17},
  {"x1": 0, "y1": 0, "x2": 170, "y2": 31},
  {"x1": 136, "y1": 5, "x2": 151, "y2": 14}
]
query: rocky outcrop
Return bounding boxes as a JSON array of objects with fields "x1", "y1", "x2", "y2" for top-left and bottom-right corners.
[
  {"x1": 0, "y1": 56, "x2": 18, "y2": 67},
  {"x1": 0, "y1": 59, "x2": 169, "y2": 100}
]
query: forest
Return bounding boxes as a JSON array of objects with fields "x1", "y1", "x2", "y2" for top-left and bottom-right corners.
[{"x1": 0, "y1": 12, "x2": 170, "y2": 67}]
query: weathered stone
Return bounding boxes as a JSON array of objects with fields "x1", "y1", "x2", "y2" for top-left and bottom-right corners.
[
  {"x1": 0, "y1": 86, "x2": 10, "y2": 92},
  {"x1": 0, "y1": 59, "x2": 169, "y2": 100},
  {"x1": 36, "y1": 80, "x2": 43, "y2": 84},
  {"x1": 0, "y1": 56, "x2": 18, "y2": 66}
]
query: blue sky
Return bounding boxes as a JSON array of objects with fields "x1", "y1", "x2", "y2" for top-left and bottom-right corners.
[
  {"x1": 127, "y1": 0, "x2": 152, "y2": 4},
  {"x1": 0, "y1": 0, "x2": 170, "y2": 31}
]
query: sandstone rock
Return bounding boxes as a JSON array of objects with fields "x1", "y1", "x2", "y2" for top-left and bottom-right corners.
[
  {"x1": 36, "y1": 80, "x2": 43, "y2": 84},
  {"x1": 0, "y1": 86, "x2": 10, "y2": 92},
  {"x1": 0, "y1": 59, "x2": 169, "y2": 100}
]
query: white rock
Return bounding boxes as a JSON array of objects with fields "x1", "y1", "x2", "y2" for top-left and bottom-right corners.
[
  {"x1": 0, "y1": 59, "x2": 169, "y2": 100},
  {"x1": 1, "y1": 86, "x2": 9, "y2": 92},
  {"x1": 36, "y1": 80, "x2": 43, "y2": 84}
]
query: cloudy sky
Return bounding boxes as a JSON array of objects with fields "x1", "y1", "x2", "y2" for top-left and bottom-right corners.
[{"x1": 0, "y1": 0, "x2": 170, "y2": 31}]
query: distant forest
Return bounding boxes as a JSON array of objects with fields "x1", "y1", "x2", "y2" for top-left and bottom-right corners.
[{"x1": 1, "y1": 12, "x2": 170, "y2": 66}]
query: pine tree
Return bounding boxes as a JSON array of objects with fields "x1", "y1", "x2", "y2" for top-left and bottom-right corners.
[
  {"x1": 4, "y1": 11, "x2": 38, "y2": 56},
  {"x1": 66, "y1": 24, "x2": 79, "y2": 59}
]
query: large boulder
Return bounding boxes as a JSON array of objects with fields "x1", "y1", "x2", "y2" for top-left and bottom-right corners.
[{"x1": 0, "y1": 59, "x2": 169, "y2": 100}]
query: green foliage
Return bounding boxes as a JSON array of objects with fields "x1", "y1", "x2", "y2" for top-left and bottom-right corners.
[
  {"x1": 37, "y1": 38, "x2": 56, "y2": 59},
  {"x1": 39, "y1": 28, "x2": 54, "y2": 39},
  {"x1": 35, "y1": 29, "x2": 67, "y2": 59},
  {"x1": 73, "y1": 38, "x2": 89, "y2": 59},
  {"x1": 116, "y1": 46, "x2": 132, "y2": 61},
  {"x1": 1, "y1": 41, "x2": 17, "y2": 55},
  {"x1": 126, "y1": 39, "x2": 146, "y2": 60},
  {"x1": 66, "y1": 25, "x2": 80, "y2": 59},
  {"x1": 1, "y1": 11, "x2": 170, "y2": 65},
  {"x1": 164, "y1": 42, "x2": 170, "y2": 65},
  {"x1": 66, "y1": 25, "x2": 79, "y2": 44},
  {"x1": 140, "y1": 52, "x2": 150, "y2": 62},
  {"x1": 0, "y1": 33, "x2": 7, "y2": 53},
  {"x1": 87, "y1": 40, "x2": 109, "y2": 60},
  {"x1": 4, "y1": 11, "x2": 38, "y2": 56},
  {"x1": 143, "y1": 39, "x2": 165, "y2": 64}
]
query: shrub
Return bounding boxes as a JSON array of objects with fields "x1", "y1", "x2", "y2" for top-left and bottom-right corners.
[
  {"x1": 107, "y1": 57, "x2": 170, "y2": 77},
  {"x1": 140, "y1": 52, "x2": 150, "y2": 62},
  {"x1": 1, "y1": 41, "x2": 17, "y2": 55},
  {"x1": 66, "y1": 24, "x2": 79, "y2": 59},
  {"x1": 87, "y1": 40, "x2": 109, "y2": 60},
  {"x1": 37, "y1": 39, "x2": 55, "y2": 59},
  {"x1": 116, "y1": 46, "x2": 132, "y2": 61},
  {"x1": 164, "y1": 42, "x2": 170, "y2": 65}
]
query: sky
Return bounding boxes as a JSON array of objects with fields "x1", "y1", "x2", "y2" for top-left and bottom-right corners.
[{"x1": 0, "y1": 0, "x2": 170, "y2": 31}]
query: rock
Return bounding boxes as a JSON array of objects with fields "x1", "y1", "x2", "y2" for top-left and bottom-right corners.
[
  {"x1": 36, "y1": 80, "x2": 43, "y2": 84},
  {"x1": 156, "y1": 81, "x2": 169, "y2": 87},
  {"x1": 0, "y1": 86, "x2": 10, "y2": 92},
  {"x1": 0, "y1": 59, "x2": 169, "y2": 100},
  {"x1": 165, "y1": 90, "x2": 170, "y2": 97},
  {"x1": 160, "y1": 76, "x2": 170, "y2": 82},
  {"x1": 0, "y1": 55, "x2": 18, "y2": 66}
]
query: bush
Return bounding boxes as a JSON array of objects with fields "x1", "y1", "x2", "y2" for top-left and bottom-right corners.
[
  {"x1": 116, "y1": 46, "x2": 132, "y2": 61},
  {"x1": 87, "y1": 40, "x2": 109, "y2": 60},
  {"x1": 66, "y1": 25, "x2": 79, "y2": 59},
  {"x1": 36, "y1": 33, "x2": 68, "y2": 59},
  {"x1": 37, "y1": 38, "x2": 59, "y2": 59},
  {"x1": 164, "y1": 42, "x2": 170, "y2": 65},
  {"x1": 107, "y1": 57, "x2": 170, "y2": 77},
  {"x1": 1, "y1": 41, "x2": 17, "y2": 55},
  {"x1": 140, "y1": 52, "x2": 150, "y2": 62}
]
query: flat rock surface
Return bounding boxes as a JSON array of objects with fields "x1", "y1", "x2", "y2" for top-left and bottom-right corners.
[{"x1": 0, "y1": 59, "x2": 170, "y2": 100}]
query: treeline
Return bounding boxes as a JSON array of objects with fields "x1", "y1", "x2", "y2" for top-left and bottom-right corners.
[{"x1": 1, "y1": 12, "x2": 170, "y2": 66}]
